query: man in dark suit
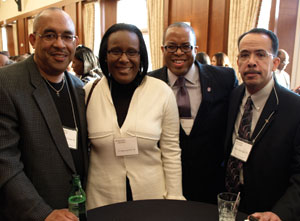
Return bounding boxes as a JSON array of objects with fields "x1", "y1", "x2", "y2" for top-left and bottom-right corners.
[
  {"x1": 0, "y1": 8, "x2": 88, "y2": 221},
  {"x1": 149, "y1": 22, "x2": 238, "y2": 204},
  {"x1": 225, "y1": 28, "x2": 300, "y2": 221}
]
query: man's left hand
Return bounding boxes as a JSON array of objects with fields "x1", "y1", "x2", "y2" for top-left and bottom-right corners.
[{"x1": 249, "y1": 211, "x2": 281, "y2": 221}]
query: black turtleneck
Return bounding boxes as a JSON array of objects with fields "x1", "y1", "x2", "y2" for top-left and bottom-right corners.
[{"x1": 110, "y1": 77, "x2": 139, "y2": 128}]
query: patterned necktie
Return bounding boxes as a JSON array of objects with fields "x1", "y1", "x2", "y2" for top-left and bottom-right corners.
[
  {"x1": 176, "y1": 77, "x2": 191, "y2": 118},
  {"x1": 226, "y1": 96, "x2": 253, "y2": 193}
]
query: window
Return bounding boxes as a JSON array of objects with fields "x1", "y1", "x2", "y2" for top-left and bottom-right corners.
[
  {"x1": 257, "y1": 0, "x2": 272, "y2": 29},
  {"x1": 117, "y1": 0, "x2": 152, "y2": 71},
  {"x1": 1, "y1": 27, "x2": 8, "y2": 51}
]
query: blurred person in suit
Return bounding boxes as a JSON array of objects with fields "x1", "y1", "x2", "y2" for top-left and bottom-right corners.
[
  {"x1": 274, "y1": 48, "x2": 290, "y2": 89},
  {"x1": 225, "y1": 28, "x2": 300, "y2": 221},
  {"x1": 85, "y1": 23, "x2": 184, "y2": 210},
  {"x1": 211, "y1": 52, "x2": 232, "y2": 67},
  {"x1": 0, "y1": 7, "x2": 89, "y2": 221},
  {"x1": 72, "y1": 45, "x2": 102, "y2": 84},
  {"x1": 196, "y1": 51, "x2": 211, "y2": 65},
  {"x1": 148, "y1": 22, "x2": 238, "y2": 204}
]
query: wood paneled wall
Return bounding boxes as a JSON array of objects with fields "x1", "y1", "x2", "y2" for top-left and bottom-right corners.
[
  {"x1": 270, "y1": 0, "x2": 299, "y2": 77},
  {"x1": 165, "y1": 0, "x2": 230, "y2": 58},
  {"x1": 1, "y1": 0, "x2": 83, "y2": 56}
]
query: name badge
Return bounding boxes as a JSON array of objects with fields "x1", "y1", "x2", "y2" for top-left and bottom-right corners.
[
  {"x1": 63, "y1": 127, "x2": 78, "y2": 150},
  {"x1": 114, "y1": 137, "x2": 138, "y2": 156},
  {"x1": 230, "y1": 138, "x2": 253, "y2": 162},
  {"x1": 180, "y1": 118, "x2": 194, "y2": 135}
]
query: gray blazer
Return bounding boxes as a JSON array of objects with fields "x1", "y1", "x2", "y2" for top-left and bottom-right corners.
[{"x1": 0, "y1": 55, "x2": 89, "y2": 220}]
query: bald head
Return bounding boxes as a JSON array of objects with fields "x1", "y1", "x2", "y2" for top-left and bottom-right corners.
[
  {"x1": 33, "y1": 7, "x2": 75, "y2": 33},
  {"x1": 277, "y1": 49, "x2": 289, "y2": 71}
]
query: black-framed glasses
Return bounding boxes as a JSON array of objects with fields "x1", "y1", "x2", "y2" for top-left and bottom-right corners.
[
  {"x1": 107, "y1": 49, "x2": 140, "y2": 58},
  {"x1": 36, "y1": 33, "x2": 77, "y2": 43},
  {"x1": 238, "y1": 50, "x2": 274, "y2": 62},
  {"x1": 163, "y1": 45, "x2": 194, "y2": 53}
]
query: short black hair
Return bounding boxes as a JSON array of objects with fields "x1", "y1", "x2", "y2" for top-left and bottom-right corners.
[
  {"x1": 163, "y1": 22, "x2": 196, "y2": 45},
  {"x1": 238, "y1": 28, "x2": 279, "y2": 56},
  {"x1": 196, "y1": 52, "x2": 210, "y2": 65},
  {"x1": 0, "y1": 51, "x2": 9, "y2": 57},
  {"x1": 99, "y1": 23, "x2": 148, "y2": 82}
]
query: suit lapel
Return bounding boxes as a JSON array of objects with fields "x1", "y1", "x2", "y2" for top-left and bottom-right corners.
[
  {"x1": 251, "y1": 85, "x2": 278, "y2": 145},
  {"x1": 160, "y1": 66, "x2": 169, "y2": 84},
  {"x1": 28, "y1": 58, "x2": 76, "y2": 173},
  {"x1": 189, "y1": 62, "x2": 213, "y2": 136},
  {"x1": 65, "y1": 73, "x2": 89, "y2": 174}
]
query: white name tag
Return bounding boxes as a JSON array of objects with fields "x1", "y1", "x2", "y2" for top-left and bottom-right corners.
[
  {"x1": 63, "y1": 127, "x2": 78, "y2": 150},
  {"x1": 114, "y1": 137, "x2": 139, "y2": 156},
  {"x1": 231, "y1": 138, "x2": 253, "y2": 162},
  {"x1": 180, "y1": 118, "x2": 194, "y2": 135}
]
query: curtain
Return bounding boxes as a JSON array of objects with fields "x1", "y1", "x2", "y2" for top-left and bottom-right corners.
[
  {"x1": 12, "y1": 23, "x2": 18, "y2": 55},
  {"x1": 83, "y1": 2, "x2": 95, "y2": 51},
  {"x1": 27, "y1": 17, "x2": 34, "y2": 54},
  {"x1": 227, "y1": 0, "x2": 261, "y2": 82},
  {"x1": 0, "y1": 27, "x2": 3, "y2": 51},
  {"x1": 147, "y1": 0, "x2": 164, "y2": 70},
  {"x1": 290, "y1": 2, "x2": 300, "y2": 90}
]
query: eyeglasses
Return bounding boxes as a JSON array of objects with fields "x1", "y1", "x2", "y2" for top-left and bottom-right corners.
[
  {"x1": 238, "y1": 50, "x2": 274, "y2": 62},
  {"x1": 36, "y1": 33, "x2": 77, "y2": 43},
  {"x1": 107, "y1": 49, "x2": 140, "y2": 58},
  {"x1": 163, "y1": 45, "x2": 193, "y2": 53}
]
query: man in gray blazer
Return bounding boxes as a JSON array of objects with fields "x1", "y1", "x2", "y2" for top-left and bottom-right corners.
[{"x1": 0, "y1": 8, "x2": 88, "y2": 221}]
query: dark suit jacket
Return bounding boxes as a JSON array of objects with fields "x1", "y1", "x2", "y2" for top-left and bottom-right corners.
[
  {"x1": 224, "y1": 81, "x2": 300, "y2": 220},
  {"x1": 149, "y1": 61, "x2": 238, "y2": 204},
  {"x1": 0, "y1": 55, "x2": 89, "y2": 220}
]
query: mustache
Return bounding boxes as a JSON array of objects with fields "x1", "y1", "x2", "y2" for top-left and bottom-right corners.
[{"x1": 244, "y1": 70, "x2": 261, "y2": 75}]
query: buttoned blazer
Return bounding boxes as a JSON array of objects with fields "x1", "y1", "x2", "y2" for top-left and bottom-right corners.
[
  {"x1": 148, "y1": 61, "x2": 238, "y2": 203},
  {"x1": 0, "y1": 55, "x2": 89, "y2": 220},
  {"x1": 224, "y1": 81, "x2": 300, "y2": 220}
]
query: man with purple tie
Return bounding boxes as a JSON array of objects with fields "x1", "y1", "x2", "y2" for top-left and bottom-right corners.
[{"x1": 149, "y1": 22, "x2": 238, "y2": 204}]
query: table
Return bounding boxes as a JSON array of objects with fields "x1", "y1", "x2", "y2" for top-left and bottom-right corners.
[{"x1": 87, "y1": 199, "x2": 248, "y2": 221}]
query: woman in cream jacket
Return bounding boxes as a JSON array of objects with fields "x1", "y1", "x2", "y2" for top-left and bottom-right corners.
[{"x1": 85, "y1": 23, "x2": 184, "y2": 210}]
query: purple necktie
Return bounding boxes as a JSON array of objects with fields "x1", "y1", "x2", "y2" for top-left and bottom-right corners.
[
  {"x1": 226, "y1": 96, "x2": 253, "y2": 193},
  {"x1": 176, "y1": 77, "x2": 191, "y2": 118}
]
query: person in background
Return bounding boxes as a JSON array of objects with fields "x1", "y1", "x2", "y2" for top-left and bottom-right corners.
[
  {"x1": 85, "y1": 23, "x2": 184, "y2": 210},
  {"x1": 225, "y1": 28, "x2": 300, "y2": 221},
  {"x1": 211, "y1": 52, "x2": 232, "y2": 67},
  {"x1": 148, "y1": 22, "x2": 238, "y2": 204},
  {"x1": 10, "y1": 53, "x2": 31, "y2": 63},
  {"x1": 0, "y1": 51, "x2": 14, "y2": 67},
  {"x1": 72, "y1": 45, "x2": 102, "y2": 84},
  {"x1": 196, "y1": 51, "x2": 211, "y2": 64},
  {"x1": 0, "y1": 7, "x2": 89, "y2": 221},
  {"x1": 274, "y1": 49, "x2": 290, "y2": 89}
]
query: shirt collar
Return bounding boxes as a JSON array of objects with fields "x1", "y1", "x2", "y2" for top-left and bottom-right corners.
[
  {"x1": 244, "y1": 77, "x2": 274, "y2": 111},
  {"x1": 168, "y1": 62, "x2": 198, "y2": 87}
]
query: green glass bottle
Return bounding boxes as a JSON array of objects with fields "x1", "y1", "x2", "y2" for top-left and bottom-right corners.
[{"x1": 68, "y1": 174, "x2": 87, "y2": 221}]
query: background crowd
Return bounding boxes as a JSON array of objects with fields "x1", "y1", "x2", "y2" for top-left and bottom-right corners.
[{"x1": 1, "y1": 7, "x2": 300, "y2": 221}]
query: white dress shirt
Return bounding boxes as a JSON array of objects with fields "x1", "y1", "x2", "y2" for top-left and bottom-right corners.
[
  {"x1": 168, "y1": 63, "x2": 201, "y2": 134},
  {"x1": 233, "y1": 78, "x2": 274, "y2": 184}
]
